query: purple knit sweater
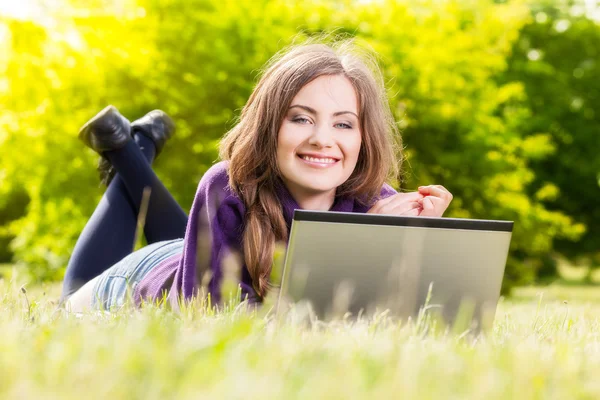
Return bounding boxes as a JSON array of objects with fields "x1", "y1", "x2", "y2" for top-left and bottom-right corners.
[{"x1": 133, "y1": 161, "x2": 397, "y2": 308}]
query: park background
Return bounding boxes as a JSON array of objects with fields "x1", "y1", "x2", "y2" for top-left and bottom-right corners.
[
  {"x1": 2, "y1": 1, "x2": 600, "y2": 399},
  {"x1": 0, "y1": 0, "x2": 599, "y2": 292}
]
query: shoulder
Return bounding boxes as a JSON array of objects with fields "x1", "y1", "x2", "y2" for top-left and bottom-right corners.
[
  {"x1": 194, "y1": 161, "x2": 245, "y2": 236},
  {"x1": 198, "y1": 160, "x2": 231, "y2": 190},
  {"x1": 195, "y1": 161, "x2": 238, "y2": 202},
  {"x1": 191, "y1": 160, "x2": 244, "y2": 215}
]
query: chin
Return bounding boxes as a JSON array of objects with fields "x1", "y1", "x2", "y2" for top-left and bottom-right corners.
[
  {"x1": 281, "y1": 163, "x2": 350, "y2": 194},
  {"x1": 296, "y1": 178, "x2": 342, "y2": 193}
]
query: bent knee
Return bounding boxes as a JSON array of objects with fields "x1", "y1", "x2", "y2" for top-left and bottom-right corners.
[{"x1": 65, "y1": 276, "x2": 100, "y2": 313}]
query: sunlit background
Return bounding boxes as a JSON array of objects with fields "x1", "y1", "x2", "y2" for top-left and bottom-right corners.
[{"x1": 1, "y1": 0, "x2": 599, "y2": 293}]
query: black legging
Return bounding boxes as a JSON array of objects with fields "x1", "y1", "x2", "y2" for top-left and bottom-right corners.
[{"x1": 60, "y1": 134, "x2": 188, "y2": 300}]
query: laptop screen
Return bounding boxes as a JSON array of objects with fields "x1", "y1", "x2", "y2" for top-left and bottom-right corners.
[{"x1": 278, "y1": 210, "x2": 513, "y2": 326}]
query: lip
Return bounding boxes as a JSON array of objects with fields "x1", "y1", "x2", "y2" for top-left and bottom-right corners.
[
  {"x1": 296, "y1": 152, "x2": 341, "y2": 161},
  {"x1": 296, "y1": 152, "x2": 341, "y2": 168}
]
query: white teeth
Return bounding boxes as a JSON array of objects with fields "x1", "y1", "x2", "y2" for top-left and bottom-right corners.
[{"x1": 301, "y1": 155, "x2": 336, "y2": 164}]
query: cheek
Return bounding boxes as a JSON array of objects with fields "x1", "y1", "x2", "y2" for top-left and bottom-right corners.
[
  {"x1": 276, "y1": 127, "x2": 289, "y2": 155},
  {"x1": 342, "y1": 132, "x2": 362, "y2": 162},
  {"x1": 276, "y1": 126, "x2": 298, "y2": 165},
  {"x1": 278, "y1": 123, "x2": 311, "y2": 159}
]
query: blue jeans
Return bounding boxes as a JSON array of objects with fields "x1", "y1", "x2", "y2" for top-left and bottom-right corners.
[{"x1": 90, "y1": 239, "x2": 184, "y2": 310}]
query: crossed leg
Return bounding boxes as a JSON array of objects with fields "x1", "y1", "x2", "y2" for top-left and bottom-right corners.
[{"x1": 60, "y1": 133, "x2": 188, "y2": 303}]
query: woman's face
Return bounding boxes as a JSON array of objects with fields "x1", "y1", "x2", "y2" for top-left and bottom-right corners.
[{"x1": 277, "y1": 74, "x2": 362, "y2": 201}]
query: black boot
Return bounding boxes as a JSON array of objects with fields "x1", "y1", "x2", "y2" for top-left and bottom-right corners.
[
  {"x1": 78, "y1": 105, "x2": 131, "y2": 186},
  {"x1": 78, "y1": 105, "x2": 131, "y2": 153},
  {"x1": 94, "y1": 109, "x2": 176, "y2": 186},
  {"x1": 130, "y1": 110, "x2": 175, "y2": 158}
]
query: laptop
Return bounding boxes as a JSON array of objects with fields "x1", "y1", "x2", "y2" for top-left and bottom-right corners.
[{"x1": 276, "y1": 210, "x2": 513, "y2": 328}]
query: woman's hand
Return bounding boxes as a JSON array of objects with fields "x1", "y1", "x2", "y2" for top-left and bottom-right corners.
[
  {"x1": 417, "y1": 185, "x2": 453, "y2": 217},
  {"x1": 367, "y1": 186, "x2": 453, "y2": 217},
  {"x1": 367, "y1": 192, "x2": 424, "y2": 216}
]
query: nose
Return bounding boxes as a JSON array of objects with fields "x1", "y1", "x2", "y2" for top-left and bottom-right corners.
[{"x1": 307, "y1": 123, "x2": 334, "y2": 148}]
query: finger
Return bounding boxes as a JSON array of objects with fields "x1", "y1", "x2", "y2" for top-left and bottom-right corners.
[
  {"x1": 401, "y1": 207, "x2": 421, "y2": 217},
  {"x1": 419, "y1": 196, "x2": 448, "y2": 217},
  {"x1": 369, "y1": 192, "x2": 421, "y2": 214},
  {"x1": 418, "y1": 184, "x2": 449, "y2": 193},
  {"x1": 368, "y1": 195, "x2": 394, "y2": 214},
  {"x1": 419, "y1": 184, "x2": 449, "y2": 191},
  {"x1": 388, "y1": 201, "x2": 422, "y2": 216},
  {"x1": 421, "y1": 185, "x2": 452, "y2": 200},
  {"x1": 379, "y1": 195, "x2": 424, "y2": 215},
  {"x1": 384, "y1": 192, "x2": 424, "y2": 207},
  {"x1": 418, "y1": 185, "x2": 453, "y2": 201},
  {"x1": 402, "y1": 191, "x2": 427, "y2": 201},
  {"x1": 368, "y1": 195, "x2": 396, "y2": 213},
  {"x1": 423, "y1": 196, "x2": 435, "y2": 211},
  {"x1": 372, "y1": 200, "x2": 420, "y2": 216}
]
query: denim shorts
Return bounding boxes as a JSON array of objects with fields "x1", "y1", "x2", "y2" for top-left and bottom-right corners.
[{"x1": 91, "y1": 239, "x2": 184, "y2": 310}]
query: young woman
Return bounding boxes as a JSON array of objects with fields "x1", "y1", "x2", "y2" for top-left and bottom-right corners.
[{"x1": 62, "y1": 40, "x2": 453, "y2": 312}]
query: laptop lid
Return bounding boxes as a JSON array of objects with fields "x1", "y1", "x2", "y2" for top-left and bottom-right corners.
[{"x1": 277, "y1": 210, "x2": 513, "y2": 326}]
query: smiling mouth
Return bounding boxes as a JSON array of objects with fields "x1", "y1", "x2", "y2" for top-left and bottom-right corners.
[{"x1": 297, "y1": 154, "x2": 340, "y2": 164}]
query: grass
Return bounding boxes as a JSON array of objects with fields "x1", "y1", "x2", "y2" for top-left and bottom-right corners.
[{"x1": 2, "y1": 279, "x2": 600, "y2": 399}]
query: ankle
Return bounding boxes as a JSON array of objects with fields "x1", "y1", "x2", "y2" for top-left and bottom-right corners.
[{"x1": 133, "y1": 132, "x2": 157, "y2": 163}]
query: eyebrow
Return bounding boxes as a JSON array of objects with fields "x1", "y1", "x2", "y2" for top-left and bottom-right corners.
[{"x1": 289, "y1": 104, "x2": 358, "y2": 119}]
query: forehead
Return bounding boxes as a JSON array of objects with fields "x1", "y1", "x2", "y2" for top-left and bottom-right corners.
[{"x1": 291, "y1": 74, "x2": 358, "y2": 113}]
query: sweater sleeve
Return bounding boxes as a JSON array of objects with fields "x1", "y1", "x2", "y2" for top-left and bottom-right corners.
[
  {"x1": 379, "y1": 183, "x2": 397, "y2": 200},
  {"x1": 352, "y1": 183, "x2": 398, "y2": 213}
]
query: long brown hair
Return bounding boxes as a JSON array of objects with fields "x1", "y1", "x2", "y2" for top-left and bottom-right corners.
[{"x1": 219, "y1": 39, "x2": 401, "y2": 298}]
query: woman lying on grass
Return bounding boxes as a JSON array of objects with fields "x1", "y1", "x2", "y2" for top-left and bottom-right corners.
[{"x1": 62, "y1": 39, "x2": 453, "y2": 312}]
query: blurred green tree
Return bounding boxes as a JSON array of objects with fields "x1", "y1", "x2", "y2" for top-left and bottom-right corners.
[
  {"x1": 0, "y1": 0, "x2": 587, "y2": 290},
  {"x1": 502, "y1": 2, "x2": 600, "y2": 279}
]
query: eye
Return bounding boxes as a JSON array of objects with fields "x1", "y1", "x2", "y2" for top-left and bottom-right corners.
[
  {"x1": 334, "y1": 122, "x2": 353, "y2": 129},
  {"x1": 292, "y1": 116, "x2": 312, "y2": 124}
]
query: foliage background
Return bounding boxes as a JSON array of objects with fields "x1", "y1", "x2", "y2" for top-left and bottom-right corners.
[{"x1": 0, "y1": 0, "x2": 598, "y2": 290}]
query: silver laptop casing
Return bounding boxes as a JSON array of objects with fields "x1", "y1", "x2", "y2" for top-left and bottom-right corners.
[{"x1": 277, "y1": 211, "x2": 513, "y2": 325}]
